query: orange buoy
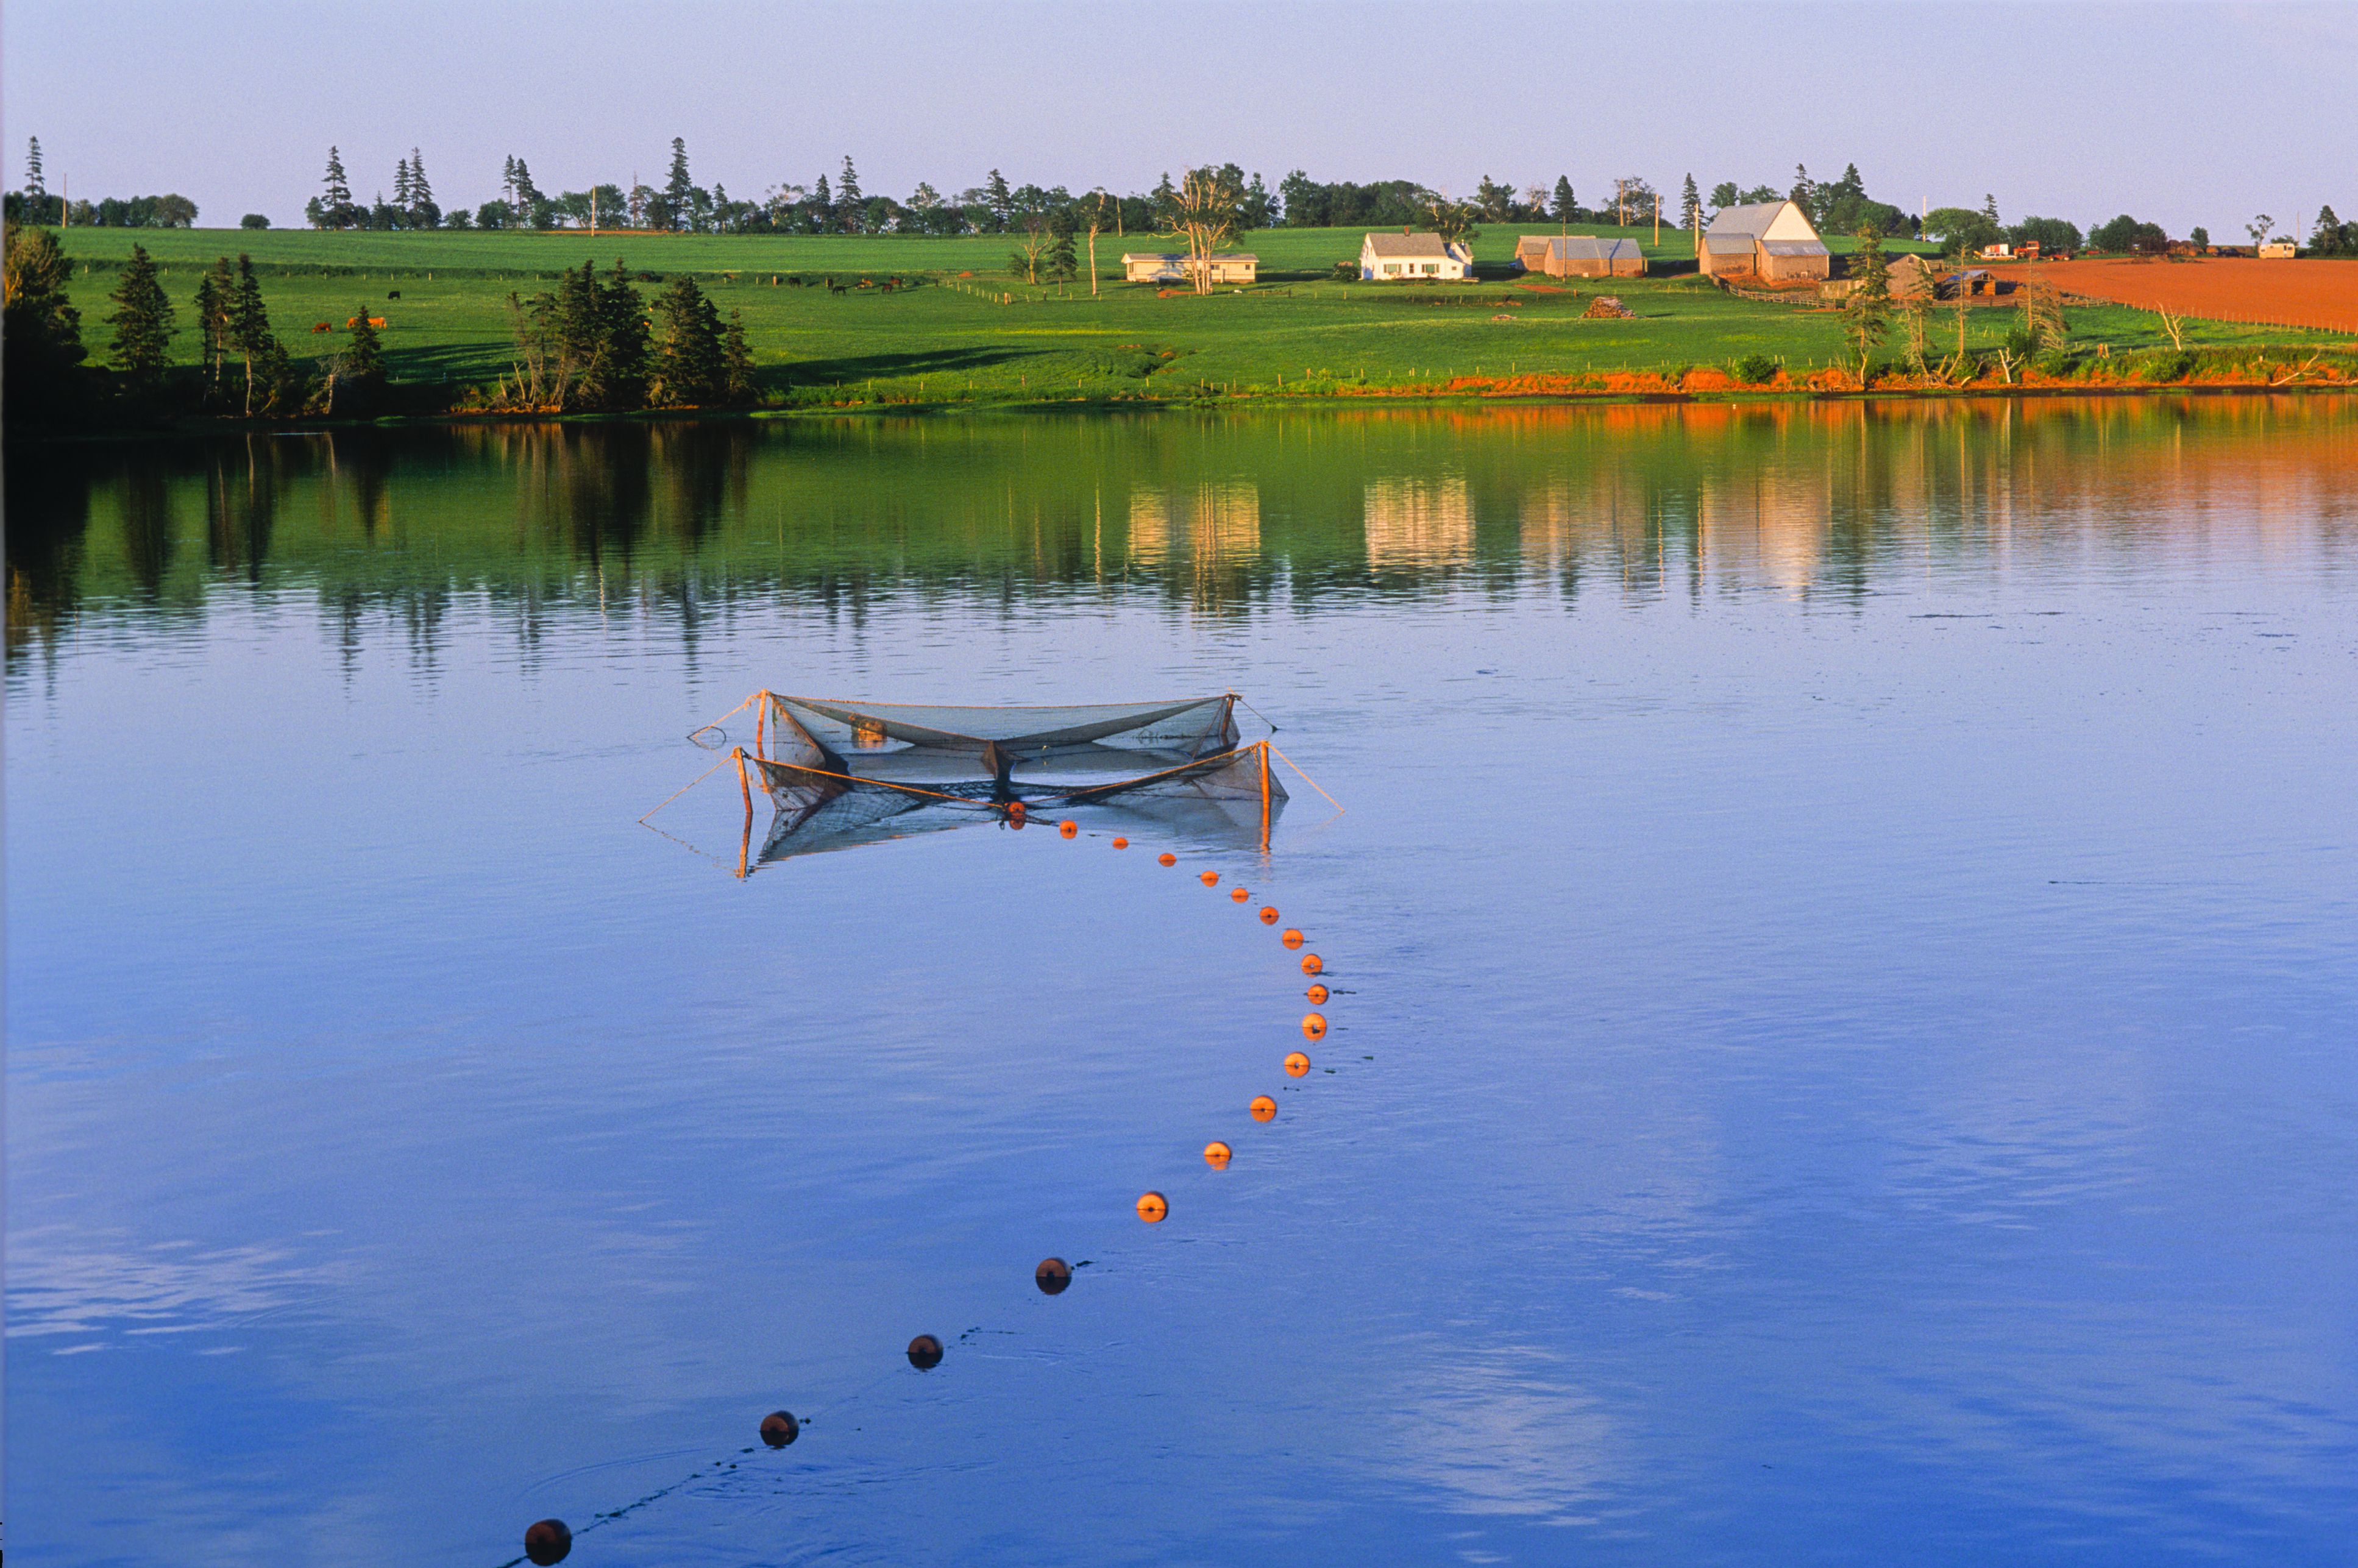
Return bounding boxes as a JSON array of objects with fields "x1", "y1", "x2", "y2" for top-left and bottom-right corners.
[
  {"x1": 1007, "y1": 810, "x2": 1026, "y2": 830},
  {"x1": 906, "y1": 1334, "x2": 944, "y2": 1369},
  {"x1": 1035, "y1": 1257, "x2": 1072, "y2": 1295},
  {"x1": 1230, "y1": 887, "x2": 1249, "y2": 903},
  {"x1": 524, "y1": 1520, "x2": 572, "y2": 1566},
  {"x1": 1285, "y1": 1051, "x2": 1311, "y2": 1076},
  {"x1": 1281, "y1": 929, "x2": 1304, "y2": 948},
  {"x1": 1200, "y1": 870, "x2": 1220, "y2": 887},
  {"x1": 1306, "y1": 983, "x2": 1329, "y2": 1004},
  {"x1": 1136, "y1": 1191, "x2": 1168, "y2": 1222},
  {"x1": 1158, "y1": 853, "x2": 1177, "y2": 867},
  {"x1": 1301, "y1": 1012, "x2": 1327, "y2": 1040},
  {"x1": 1301, "y1": 954, "x2": 1323, "y2": 976},
  {"x1": 1203, "y1": 1140, "x2": 1232, "y2": 1168},
  {"x1": 1249, "y1": 1095, "x2": 1277, "y2": 1122},
  {"x1": 760, "y1": 1410, "x2": 800, "y2": 1447},
  {"x1": 1259, "y1": 907, "x2": 1279, "y2": 924},
  {"x1": 1008, "y1": 801, "x2": 1026, "y2": 819},
  {"x1": 1112, "y1": 837, "x2": 1128, "y2": 850},
  {"x1": 1059, "y1": 819, "x2": 1078, "y2": 837}
]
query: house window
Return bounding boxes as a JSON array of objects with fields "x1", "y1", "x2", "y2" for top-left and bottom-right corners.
[
  {"x1": 1383, "y1": 264, "x2": 1399, "y2": 276},
  {"x1": 1423, "y1": 263, "x2": 1438, "y2": 275}
]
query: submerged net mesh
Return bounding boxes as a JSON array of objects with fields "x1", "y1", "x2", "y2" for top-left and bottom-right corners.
[{"x1": 739, "y1": 696, "x2": 1285, "y2": 863}]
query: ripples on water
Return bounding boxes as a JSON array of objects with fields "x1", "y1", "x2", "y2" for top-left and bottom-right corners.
[{"x1": 8, "y1": 400, "x2": 2356, "y2": 1566}]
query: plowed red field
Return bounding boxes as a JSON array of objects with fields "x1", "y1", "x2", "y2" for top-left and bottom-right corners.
[{"x1": 2019, "y1": 258, "x2": 2358, "y2": 333}]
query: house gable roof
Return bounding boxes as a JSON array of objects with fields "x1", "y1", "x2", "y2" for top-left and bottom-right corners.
[{"x1": 1363, "y1": 232, "x2": 1457, "y2": 258}]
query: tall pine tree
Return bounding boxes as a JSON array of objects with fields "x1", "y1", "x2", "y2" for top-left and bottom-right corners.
[
  {"x1": 837, "y1": 156, "x2": 862, "y2": 233},
  {"x1": 1681, "y1": 173, "x2": 1702, "y2": 227},
  {"x1": 321, "y1": 147, "x2": 353, "y2": 228},
  {"x1": 721, "y1": 309, "x2": 756, "y2": 405},
  {"x1": 193, "y1": 256, "x2": 236, "y2": 391},
  {"x1": 228, "y1": 253, "x2": 279, "y2": 414},
  {"x1": 1551, "y1": 177, "x2": 1575, "y2": 223},
  {"x1": 664, "y1": 138, "x2": 695, "y2": 231},
  {"x1": 105, "y1": 243, "x2": 177, "y2": 386},
  {"x1": 647, "y1": 274, "x2": 723, "y2": 405}
]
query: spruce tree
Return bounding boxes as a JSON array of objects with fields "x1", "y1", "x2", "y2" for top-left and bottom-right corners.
[
  {"x1": 721, "y1": 308, "x2": 756, "y2": 404},
  {"x1": 24, "y1": 136, "x2": 44, "y2": 199},
  {"x1": 647, "y1": 274, "x2": 723, "y2": 405},
  {"x1": 1681, "y1": 173, "x2": 1702, "y2": 227},
  {"x1": 105, "y1": 243, "x2": 177, "y2": 386},
  {"x1": 340, "y1": 306, "x2": 386, "y2": 387},
  {"x1": 502, "y1": 155, "x2": 519, "y2": 207},
  {"x1": 194, "y1": 255, "x2": 236, "y2": 389},
  {"x1": 837, "y1": 156, "x2": 862, "y2": 233},
  {"x1": 321, "y1": 147, "x2": 353, "y2": 228},
  {"x1": 228, "y1": 252, "x2": 278, "y2": 414},
  {"x1": 1789, "y1": 163, "x2": 1814, "y2": 218},
  {"x1": 596, "y1": 260, "x2": 648, "y2": 405},
  {"x1": 1981, "y1": 193, "x2": 2001, "y2": 225},
  {"x1": 664, "y1": 138, "x2": 695, "y2": 230},
  {"x1": 987, "y1": 169, "x2": 1014, "y2": 232},
  {"x1": 1551, "y1": 176, "x2": 1575, "y2": 223},
  {"x1": 394, "y1": 155, "x2": 414, "y2": 213}
]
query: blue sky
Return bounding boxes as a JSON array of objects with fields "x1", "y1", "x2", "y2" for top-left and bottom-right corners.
[{"x1": 5, "y1": 1, "x2": 2351, "y2": 234}]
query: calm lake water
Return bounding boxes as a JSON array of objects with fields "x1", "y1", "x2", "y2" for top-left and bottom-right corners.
[{"x1": 9, "y1": 399, "x2": 2357, "y2": 1567}]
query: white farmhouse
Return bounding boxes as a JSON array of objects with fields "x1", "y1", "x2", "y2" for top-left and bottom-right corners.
[{"x1": 1360, "y1": 232, "x2": 1473, "y2": 281}]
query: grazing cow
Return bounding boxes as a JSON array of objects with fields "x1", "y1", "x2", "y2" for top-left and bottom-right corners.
[
  {"x1": 313, "y1": 321, "x2": 332, "y2": 333},
  {"x1": 387, "y1": 289, "x2": 401, "y2": 299}
]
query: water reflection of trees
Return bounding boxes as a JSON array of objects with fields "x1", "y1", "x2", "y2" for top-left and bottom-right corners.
[{"x1": 8, "y1": 397, "x2": 2355, "y2": 670}]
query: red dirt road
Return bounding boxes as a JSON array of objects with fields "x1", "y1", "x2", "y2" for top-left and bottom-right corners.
[{"x1": 2019, "y1": 257, "x2": 2358, "y2": 333}]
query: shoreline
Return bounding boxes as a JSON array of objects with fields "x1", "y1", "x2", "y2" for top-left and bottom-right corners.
[{"x1": 10, "y1": 377, "x2": 2353, "y2": 444}]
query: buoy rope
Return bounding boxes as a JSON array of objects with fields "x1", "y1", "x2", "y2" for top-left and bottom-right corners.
[
  {"x1": 521, "y1": 749, "x2": 1344, "y2": 1564},
  {"x1": 1266, "y1": 742, "x2": 1344, "y2": 814},
  {"x1": 635, "y1": 753, "x2": 736, "y2": 824}
]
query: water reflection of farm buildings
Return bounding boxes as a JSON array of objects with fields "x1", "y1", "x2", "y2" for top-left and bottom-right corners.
[
  {"x1": 1364, "y1": 476, "x2": 1475, "y2": 569},
  {"x1": 1128, "y1": 481, "x2": 1261, "y2": 606}
]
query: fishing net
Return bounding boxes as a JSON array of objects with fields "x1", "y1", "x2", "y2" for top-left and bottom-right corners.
[
  {"x1": 652, "y1": 691, "x2": 1296, "y2": 865},
  {"x1": 759, "y1": 693, "x2": 1241, "y2": 787}
]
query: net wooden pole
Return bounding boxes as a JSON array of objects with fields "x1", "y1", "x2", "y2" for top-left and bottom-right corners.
[
  {"x1": 734, "y1": 747, "x2": 753, "y2": 879},
  {"x1": 1259, "y1": 741, "x2": 1272, "y2": 853}
]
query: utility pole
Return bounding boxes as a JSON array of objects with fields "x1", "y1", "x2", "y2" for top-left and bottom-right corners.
[
  {"x1": 1654, "y1": 192, "x2": 1661, "y2": 247},
  {"x1": 590, "y1": 185, "x2": 598, "y2": 238}
]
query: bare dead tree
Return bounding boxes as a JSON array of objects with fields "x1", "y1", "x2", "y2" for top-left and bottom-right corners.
[{"x1": 1168, "y1": 167, "x2": 1243, "y2": 296}]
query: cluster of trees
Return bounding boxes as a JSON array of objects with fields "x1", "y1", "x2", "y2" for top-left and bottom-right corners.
[
  {"x1": 2305, "y1": 206, "x2": 2358, "y2": 257},
  {"x1": 4, "y1": 139, "x2": 196, "y2": 228},
  {"x1": 503, "y1": 261, "x2": 755, "y2": 410},
  {"x1": 1706, "y1": 163, "x2": 1912, "y2": 236},
  {"x1": 304, "y1": 144, "x2": 439, "y2": 230}
]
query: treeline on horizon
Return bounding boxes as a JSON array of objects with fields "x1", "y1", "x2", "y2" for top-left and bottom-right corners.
[{"x1": 17, "y1": 130, "x2": 2358, "y2": 260}]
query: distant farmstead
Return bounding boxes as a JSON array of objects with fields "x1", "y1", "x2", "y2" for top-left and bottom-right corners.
[
  {"x1": 1514, "y1": 234, "x2": 1645, "y2": 278},
  {"x1": 1698, "y1": 200, "x2": 1831, "y2": 282},
  {"x1": 1361, "y1": 232, "x2": 1473, "y2": 281},
  {"x1": 1122, "y1": 252, "x2": 1259, "y2": 284}
]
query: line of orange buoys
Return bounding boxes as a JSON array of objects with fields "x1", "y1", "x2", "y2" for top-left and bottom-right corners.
[{"x1": 517, "y1": 813, "x2": 1340, "y2": 1566}]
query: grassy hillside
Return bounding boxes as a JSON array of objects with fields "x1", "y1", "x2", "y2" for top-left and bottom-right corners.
[{"x1": 41, "y1": 224, "x2": 2340, "y2": 409}]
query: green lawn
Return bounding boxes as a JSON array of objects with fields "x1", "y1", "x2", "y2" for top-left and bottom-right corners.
[{"x1": 44, "y1": 224, "x2": 2343, "y2": 408}]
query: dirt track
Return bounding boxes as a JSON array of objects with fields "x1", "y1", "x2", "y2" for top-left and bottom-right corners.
[{"x1": 2019, "y1": 257, "x2": 2358, "y2": 333}]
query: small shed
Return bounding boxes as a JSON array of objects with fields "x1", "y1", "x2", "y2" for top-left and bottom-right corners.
[
  {"x1": 2259, "y1": 238, "x2": 2296, "y2": 260},
  {"x1": 1361, "y1": 232, "x2": 1474, "y2": 281},
  {"x1": 1511, "y1": 235, "x2": 1552, "y2": 271},
  {"x1": 1525, "y1": 235, "x2": 1645, "y2": 278},
  {"x1": 1122, "y1": 252, "x2": 1259, "y2": 284}
]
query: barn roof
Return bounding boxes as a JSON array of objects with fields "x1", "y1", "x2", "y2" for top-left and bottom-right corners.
[
  {"x1": 1363, "y1": 232, "x2": 1457, "y2": 258},
  {"x1": 1702, "y1": 233, "x2": 1756, "y2": 255},
  {"x1": 1706, "y1": 200, "x2": 1797, "y2": 237},
  {"x1": 1761, "y1": 238, "x2": 1830, "y2": 257},
  {"x1": 1547, "y1": 236, "x2": 1642, "y2": 261}
]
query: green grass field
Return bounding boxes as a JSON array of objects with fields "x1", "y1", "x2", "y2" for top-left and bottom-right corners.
[{"x1": 44, "y1": 224, "x2": 2343, "y2": 408}]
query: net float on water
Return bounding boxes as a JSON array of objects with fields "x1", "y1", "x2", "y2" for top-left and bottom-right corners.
[
  {"x1": 1136, "y1": 1191, "x2": 1168, "y2": 1222},
  {"x1": 906, "y1": 1335, "x2": 944, "y2": 1369},
  {"x1": 1285, "y1": 1051, "x2": 1311, "y2": 1076},
  {"x1": 1203, "y1": 1140, "x2": 1232, "y2": 1168},
  {"x1": 760, "y1": 1411, "x2": 800, "y2": 1447},
  {"x1": 1035, "y1": 1257, "x2": 1073, "y2": 1295},
  {"x1": 1249, "y1": 1096, "x2": 1277, "y2": 1122}
]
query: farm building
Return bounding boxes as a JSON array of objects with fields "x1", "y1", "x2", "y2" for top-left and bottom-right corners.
[
  {"x1": 1698, "y1": 200, "x2": 1831, "y2": 282},
  {"x1": 1516, "y1": 235, "x2": 1646, "y2": 278},
  {"x1": 2259, "y1": 239, "x2": 2296, "y2": 260},
  {"x1": 1121, "y1": 252, "x2": 1259, "y2": 284},
  {"x1": 1361, "y1": 232, "x2": 1474, "y2": 281}
]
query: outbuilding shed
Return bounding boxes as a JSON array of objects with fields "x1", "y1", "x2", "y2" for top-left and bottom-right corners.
[
  {"x1": 1521, "y1": 235, "x2": 1646, "y2": 278},
  {"x1": 1123, "y1": 252, "x2": 1259, "y2": 284}
]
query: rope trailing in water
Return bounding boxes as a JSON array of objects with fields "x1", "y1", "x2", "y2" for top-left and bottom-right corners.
[
  {"x1": 637, "y1": 753, "x2": 736, "y2": 823},
  {"x1": 1266, "y1": 742, "x2": 1344, "y2": 814}
]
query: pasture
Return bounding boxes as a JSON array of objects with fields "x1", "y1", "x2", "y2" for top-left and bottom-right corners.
[{"x1": 43, "y1": 225, "x2": 2343, "y2": 407}]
